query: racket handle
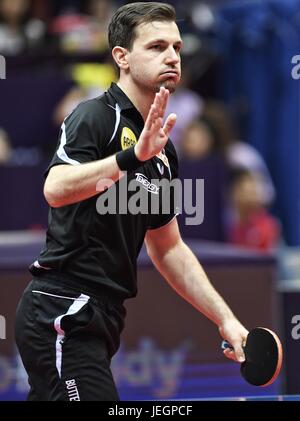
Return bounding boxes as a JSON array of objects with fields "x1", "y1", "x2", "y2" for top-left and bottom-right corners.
[{"x1": 221, "y1": 340, "x2": 234, "y2": 351}]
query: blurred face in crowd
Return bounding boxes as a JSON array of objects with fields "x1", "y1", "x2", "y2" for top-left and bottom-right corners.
[
  {"x1": 0, "y1": 0, "x2": 29, "y2": 24},
  {"x1": 181, "y1": 122, "x2": 214, "y2": 160},
  {"x1": 122, "y1": 20, "x2": 182, "y2": 93},
  {"x1": 232, "y1": 173, "x2": 264, "y2": 213},
  {"x1": 88, "y1": 0, "x2": 111, "y2": 22},
  {"x1": 0, "y1": 130, "x2": 11, "y2": 164}
]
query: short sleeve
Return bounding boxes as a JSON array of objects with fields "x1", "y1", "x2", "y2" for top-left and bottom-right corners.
[
  {"x1": 45, "y1": 99, "x2": 110, "y2": 178},
  {"x1": 148, "y1": 140, "x2": 179, "y2": 230}
]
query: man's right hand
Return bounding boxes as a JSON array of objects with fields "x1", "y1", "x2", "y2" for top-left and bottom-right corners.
[{"x1": 134, "y1": 87, "x2": 177, "y2": 162}]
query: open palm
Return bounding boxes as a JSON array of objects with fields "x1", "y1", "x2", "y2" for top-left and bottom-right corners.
[{"x1": 134, "y1": 87, "x2": 177, "y2": 162}]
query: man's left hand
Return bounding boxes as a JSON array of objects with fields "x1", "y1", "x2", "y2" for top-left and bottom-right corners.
[{"x1": 219, "y1": 319, "x2": 249, "y2": 363}]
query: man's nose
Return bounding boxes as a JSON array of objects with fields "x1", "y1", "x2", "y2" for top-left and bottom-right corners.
[{"x1": 165, "y1": 47, "x2": 180, "y2": 65}]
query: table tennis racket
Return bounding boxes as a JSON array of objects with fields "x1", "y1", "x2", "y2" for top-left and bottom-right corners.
[{"x1": 221, "y1": 327, "x2": 283, "y2": 387}]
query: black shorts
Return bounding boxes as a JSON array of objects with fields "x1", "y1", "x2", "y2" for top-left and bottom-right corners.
[{"x1": 15, "y1": 278, "x2": 126, "y2": 401}]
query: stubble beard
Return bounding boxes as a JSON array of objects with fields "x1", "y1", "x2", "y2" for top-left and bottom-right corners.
[
  {"x1": 132, "y1": 71, "x2": 178, "y2": 95},
  {"x1": 158, "y1": 80, "x2": 177, "y2": 93}
]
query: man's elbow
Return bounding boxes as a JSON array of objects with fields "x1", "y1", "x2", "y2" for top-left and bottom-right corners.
[{"x1": 44, "y1": 180, "x2": 64, "y2": 208}]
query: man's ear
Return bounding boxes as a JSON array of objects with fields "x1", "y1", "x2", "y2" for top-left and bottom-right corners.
[{"x1": 112, "y1": 46, "x2": 129, "y2": 71}]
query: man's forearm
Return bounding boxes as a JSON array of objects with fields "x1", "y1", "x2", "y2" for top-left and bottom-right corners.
[
  {"x1": 44, "y1": 155, "x2": 123, "y2": 208},
  {"x1": 150, "y1": 240, "x2": 235, "y2": 327}
]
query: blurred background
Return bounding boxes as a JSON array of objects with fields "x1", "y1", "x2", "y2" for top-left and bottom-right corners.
[{"x1": 0, "y1": 0, "x2": 300, "y2": 400}]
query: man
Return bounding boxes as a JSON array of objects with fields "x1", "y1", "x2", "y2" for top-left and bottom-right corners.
[{"x1": 15, "y1": 2, "x2": 248, "y2": 401}]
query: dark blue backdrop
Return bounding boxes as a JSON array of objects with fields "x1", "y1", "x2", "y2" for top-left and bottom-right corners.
[{"x1": 212, "y1": 0, "x2": 300, "y2": 245}]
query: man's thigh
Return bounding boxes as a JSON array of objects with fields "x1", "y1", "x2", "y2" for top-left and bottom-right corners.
[
  {"x1": 15, "y1": 280, "x2": 119, "y2": 401},
  {"x1": 61, "y1": 333, "x2": 119, "y2": 401}
]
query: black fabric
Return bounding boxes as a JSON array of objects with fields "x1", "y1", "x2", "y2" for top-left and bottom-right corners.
[
  {"x1": 32, "y1": 83, "x2": 179, "y2": 300},
  {"x1": 15, "y1": 278, "x2": 125, "y2": 401},
  {"x1": 115, "y1": 146, "x2": 144, "y2": 172}
]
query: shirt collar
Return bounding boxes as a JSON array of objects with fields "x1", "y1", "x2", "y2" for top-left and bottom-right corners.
[
  {"x1": 108, "y1": 82, "x2": 145, "y2": 130},
  {"x1": 108, "y1": 82, "x2": 137, "y2": 111}
]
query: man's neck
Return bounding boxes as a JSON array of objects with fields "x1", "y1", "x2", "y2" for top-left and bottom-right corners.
[{"x1": 117, "y1": 80, "x2": 156, "y2": 121}]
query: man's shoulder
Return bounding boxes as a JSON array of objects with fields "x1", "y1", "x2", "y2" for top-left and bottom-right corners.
[
  {"x1": 63, "y1": 93, "x2": 118, "y2": 135},
  {"x1": 73, "y1": 94, "x2": 117, "y2": 119}
]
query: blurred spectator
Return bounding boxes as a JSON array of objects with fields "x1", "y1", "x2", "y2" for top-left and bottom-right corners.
[
  {"x1": 202, "y1": 100, "x2": 276, "y2": 205},
  {"x1": 228, "y1": 169, "x2": 280, "y2": 252},
  {"x1": 180, "y1": 117, "x2": 219, "y2": 161},
  {"x1": 51, "y1": 1, "x2": 82, "y2": 17},
  {"x1": 178, "y1": 117, "x2": 227, "y2": 242},
  {"x1": 165, "y1": 59, "x2": 203, "y2": 152},
  {"x1": 0, "y1": 128, "x2": 42, "y2": 166},
  {"x1": 0, "y1": 128, "x2": 12, "y2": 164},
  {"x1": 0, "y1": 0, "x2": 46, "y2": 55},
  {"x1": 50, "y1": 0, "x2": 115, "y2": 54},
  {"x1": 53, "y1": 62, "x2": 116, "y2": 126}
]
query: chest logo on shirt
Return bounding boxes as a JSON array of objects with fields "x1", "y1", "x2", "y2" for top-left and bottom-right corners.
[
  {"x1": 156, "y1": 149, "x2": 172, "y2": 178},
  {"x1": 135, "y1": 173, "x2": 159, "y2": 195},
  {"x1": 156, "y1": 150, "x2": 170, "y2": 169},
  {"x1": 121, "y1": 127, "x2": 137, "y2": 150},
  {"x1": 157, "y1": 163, "x2": 164, "y2": 175}
]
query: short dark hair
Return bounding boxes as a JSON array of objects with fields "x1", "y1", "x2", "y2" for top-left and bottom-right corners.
[{"x1": 108, "y1": 2, "x2": 176, "y2": 52}]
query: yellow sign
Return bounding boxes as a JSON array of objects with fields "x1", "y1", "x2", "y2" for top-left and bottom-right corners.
[{"x1": 121, "y1": 127, "x2": 137, "y2": 150}]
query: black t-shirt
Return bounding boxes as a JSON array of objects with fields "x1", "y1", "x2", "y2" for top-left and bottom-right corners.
[{"x1": 31, "y1": 83, "x2": 178, "y2": 301}]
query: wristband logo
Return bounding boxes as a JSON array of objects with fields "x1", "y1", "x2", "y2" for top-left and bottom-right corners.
[{"x1": 121, "y1": 127, "x2": 137, "y2": 150}]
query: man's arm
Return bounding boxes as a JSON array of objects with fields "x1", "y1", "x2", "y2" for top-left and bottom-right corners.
[
  {"x1": 145, "y1": 218, "x2": 248, "y2": 362},
  {"x1": 44, "y1": 156, "x2": 121, "y2": 208},
  {"x1": 44, "y1": 87, "x2": 176, "y2": 208}
]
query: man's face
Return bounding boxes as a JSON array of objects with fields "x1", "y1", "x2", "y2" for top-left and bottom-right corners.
[{"x1": 126, "y1": 20, "x2": 182, "y2": 93}]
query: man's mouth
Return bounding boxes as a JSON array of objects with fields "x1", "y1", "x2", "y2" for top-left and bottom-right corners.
[
  {"x1": 161, "y1": 70, "x2": 179, "y2": 76},
  {"x1": 160, "y1": 70, "x2": 180, "y2": 80}
]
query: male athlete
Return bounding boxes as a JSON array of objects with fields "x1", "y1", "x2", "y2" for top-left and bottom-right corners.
[{"x1": 15, "y1": 2, "x2": 248, "y2": 401}]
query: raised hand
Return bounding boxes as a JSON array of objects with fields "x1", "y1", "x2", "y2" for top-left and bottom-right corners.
[{"x1": 134, "y1": 87, "x2": 177, "y2": 162}]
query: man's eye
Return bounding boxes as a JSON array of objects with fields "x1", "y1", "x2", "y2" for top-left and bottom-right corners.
[{"x1": 151, "y1": 45, "x2": 162, "y2": 50}]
